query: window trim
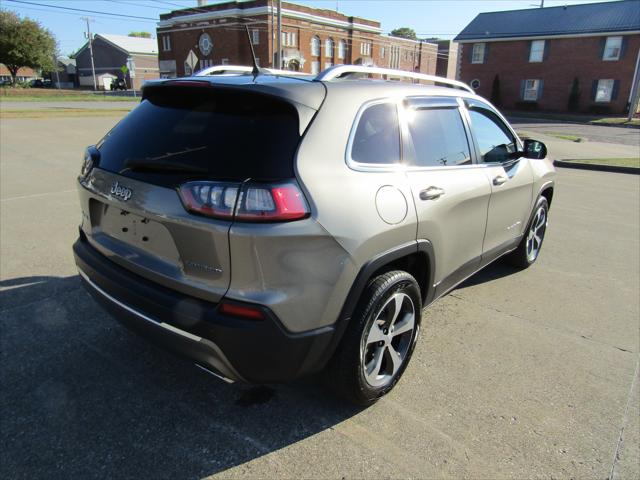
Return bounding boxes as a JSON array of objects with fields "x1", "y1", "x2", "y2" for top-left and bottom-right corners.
[
  {"x1": 523, "y1": 79, "x2": 541, "y2": 101},
  {"x1": 311, "y1": 36, "x2": 320, "y2": 56},
  {"x1": 338, "y1": 39, "x2": 346, "y2": 59},
  {"x1": 471, "y1": 43, "x2": 485, "y2": 64},
  {"x1": 345, "y1": 98, "x2": 403, "y2": 171},
  {"x1": 603, "y1": 36, "x2": 622, "y2": 61},
  {"x1": 595, "y1": 78, "x2": 615, "y2": 102},
  {"x1": 252, "y1": 29, "x2": 260, "y2": 45},
  {"x1": 529, "y1": 39, "x2": 545, "y2": 63}
]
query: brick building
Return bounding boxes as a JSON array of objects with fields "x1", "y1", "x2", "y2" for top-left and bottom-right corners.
[
  {"x1": 156, "y1": 0, "x2": 438, "y2": 78},
  {"x1": 454, "y1": 0, "x2": 640, "y2": 114},
  {"x1": 75, "y1": 34, "x2": 159, "y2": 90}
]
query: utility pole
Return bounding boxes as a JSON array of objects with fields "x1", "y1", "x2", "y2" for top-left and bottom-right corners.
[
  {"x1": 628, "y1": 48, "x2": 640, "y2": 122},
  {"x1": 276, "y1": 0, "x2": 282, "y2": 69},
  {"x1": 82, "y1": 17, "x2": 97, "y2": 90},
  {"x1": 540, "y1": 0, "x2": 544, "y2": 7}
]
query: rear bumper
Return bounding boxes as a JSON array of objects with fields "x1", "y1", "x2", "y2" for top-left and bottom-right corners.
[{"x1": 73, "y1": 234, "x2": 336, "y2": 383}]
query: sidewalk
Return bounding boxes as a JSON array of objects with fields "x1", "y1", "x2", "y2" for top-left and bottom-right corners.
[{"x1": 513, "y1": 129, "x2": 640, "y2": 160}]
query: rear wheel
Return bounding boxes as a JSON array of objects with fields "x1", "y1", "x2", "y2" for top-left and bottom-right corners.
[
  {"x1": 328, "y1": 271, "x2": 421, "y2": 406},
  {"x1": 506, "y1": 197, "x2": 549, "y2": 268}
]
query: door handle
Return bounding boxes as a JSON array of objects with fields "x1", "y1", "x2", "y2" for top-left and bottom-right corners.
[
  {"x1": 419, "y1": 186, "x2": 445, "y2": 201},
  {"x1": 493, "y1": 175, "x2": 508, "y2": 186}
]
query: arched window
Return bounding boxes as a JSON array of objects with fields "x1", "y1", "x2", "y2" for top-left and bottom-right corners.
[
  {"x1": 311, "y1": 36, "x2": 320, "y2": 57},
  {"x1": 325, "y1": 38, "x2": 334, "y2": 58},
  {"x1": 338, "y1": 39, "x2": 346, "y2": 60}
]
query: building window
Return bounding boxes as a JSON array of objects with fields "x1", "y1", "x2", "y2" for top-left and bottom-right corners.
[
  {"x1": 184, "y1": 62, "x2": 193, "y2": 76},
  {"x1": 595, "y1": 79, "x2": 615, "y2": 102},
  {"x1": 471, "y1": 43, "x2": 485, "y2": 64},
  {"x1": 381, "y1": 46, "x2": 385, "y2": 59},
  {"x1": 338, "y1": 40, "x2": 346, "y2": 59},
  {"x1": 311, "y1": 60, "x2": 320, "y2": 75},
  {"x1": 523, "y1": 79, "x2": 541, "y2": 101},
  {"x1": 360, "y1": 42, "x2": 372, "y2": 56},
  {"x1": 603, "y1": 36, "x2": 622, "y2": 61},
  {"x1": 325, "y1": 38, "x2": 334, "y2": 58},
  {"x1": 255, "y1": 57, "x2": 260, "y2": 67},
  {"x1": 529, "y1": 40, "x2": 545, "y2": 62},
  {"x1": 252, "y1": 29, "x2": 260, "y2": 45},
  {"x1": 281, "y1": 32, "x2": 296, "y2": 47},
  {"x1": 325, "y1": 61, "x2": 333, "y2": 70},
  {"x1": 162, "y1": 35, "x2": 171, "y2": 51},
  {"x1": 221, "y1": 58, "x2": 229, "y2": 65},
  {"x1": 311, "y1": 36, "x2": 320, "y2": 56}
]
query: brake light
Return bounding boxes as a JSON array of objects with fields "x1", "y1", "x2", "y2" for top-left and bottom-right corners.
[
  {"x1": 219, "y1": 301, "x2": 265, "y2": 320},
  {"x1": 177, "y1": 180, "x2": 309, "y2": 222}
]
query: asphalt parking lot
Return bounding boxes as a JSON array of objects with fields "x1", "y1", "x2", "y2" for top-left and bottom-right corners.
[{"x1": 1, "y1": 115, "x2": 639, "y2": 479}]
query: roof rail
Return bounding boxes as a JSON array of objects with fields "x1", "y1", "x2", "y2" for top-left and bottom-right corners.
[
  {"x1": 314, "y1": 65, "x2": 474, "y2": 93},
  {"x1": 195, "y1": 65, "x2": 308, "y2": 77}
]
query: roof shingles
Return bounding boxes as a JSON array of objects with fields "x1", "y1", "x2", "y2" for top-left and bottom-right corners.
[{"x1": 454, "y1": 0, "x2": 640, "y2": 42}]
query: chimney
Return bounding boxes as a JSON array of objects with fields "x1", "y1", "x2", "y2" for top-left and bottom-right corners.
[{"x1": 197, "y1": 0, "x2": 208, "y2": 6}]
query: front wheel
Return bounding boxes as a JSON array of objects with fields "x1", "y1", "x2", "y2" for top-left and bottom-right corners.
[
  {"x1": 328, "y1": 270, "x2": 422, "y2": 406},
  {"x1": 506, "y1": 197, "x2": 549, "y2": 268}
]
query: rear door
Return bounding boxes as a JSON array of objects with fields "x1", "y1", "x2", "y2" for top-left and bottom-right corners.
[
  {"x1": 402, "y1": 97, "x2": 492, "y2": 297},
  {"x1": 79, "y1": 84, "x2": 304, "y2": 302},
  {"x1": 463, "y1": 100, "x2": 534, "y2": 263}
]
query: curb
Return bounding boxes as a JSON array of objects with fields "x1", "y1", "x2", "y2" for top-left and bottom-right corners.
[{"x1": 554, "y1": 160, "x2": 640, "y2": 175}]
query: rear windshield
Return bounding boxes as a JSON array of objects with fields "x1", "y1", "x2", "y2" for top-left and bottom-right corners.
[{"x1": 96, "y1": 86, "x2": 300, "y2": 183}]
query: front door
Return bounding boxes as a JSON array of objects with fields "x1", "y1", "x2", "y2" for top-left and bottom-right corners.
[{"x1": 465, "y1": 102, "x2": 534, "y2": 263}]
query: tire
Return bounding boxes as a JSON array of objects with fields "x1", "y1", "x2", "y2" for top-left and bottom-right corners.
[
  {"x1": 328, "y1": 270, "x2": 422, "y2": 406},
  {"x1": 505, "y1": 197, "x2": 549, "y2": 268}
]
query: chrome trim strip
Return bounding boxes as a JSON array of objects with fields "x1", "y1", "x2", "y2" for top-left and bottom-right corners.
[
  {"x1": 195, "y1": 64, "x2": 308, "y2": 77},
  {"x1": 195, "y1": 364, "x2": 234, "y2": 384},
  {"x1": 77, "y1": 268, "x2": 203, "y2": 342}
]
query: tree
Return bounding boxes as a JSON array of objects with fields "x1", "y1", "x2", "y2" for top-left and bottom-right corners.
[
  {"x1": 390, "y1": 27, "x2": 417, "y2": 41},
  {"x1": 128, "y1": 31, "x2": 152, "y2": 38},
  {"x1": 491, "y1": 74, "x2": 502, "y2": 107},
  {"x1": 0, "y1": 10, "x2": 56, "y2": 85},
  {"x1": 568, "y1": 77, "x2": 580, "y2": 112}
]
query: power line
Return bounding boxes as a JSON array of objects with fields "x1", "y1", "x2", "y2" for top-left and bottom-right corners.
[{"x1": 5, "y1": 0, "x2": 158, "y2": 21}]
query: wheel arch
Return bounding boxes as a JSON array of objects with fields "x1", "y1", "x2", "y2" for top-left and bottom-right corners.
[
  {"x1": 538, "y1": 182, "x2": 554, "y2": 207},
  {"x1": 319, "y1": 240, "x2": 435, "y2": 367}
]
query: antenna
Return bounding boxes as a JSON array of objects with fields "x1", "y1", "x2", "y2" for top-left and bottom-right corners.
[{"x1": 244, "y1": 25, "x2": 261, "y2": 78}]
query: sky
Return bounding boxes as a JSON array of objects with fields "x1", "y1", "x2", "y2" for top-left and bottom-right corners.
[{"x1": 2, "y1": 0, "x2": 621, "y2": 56}]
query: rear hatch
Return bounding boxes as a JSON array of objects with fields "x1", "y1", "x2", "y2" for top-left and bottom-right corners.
[{"x1": 79, "y1": 81, "x2": 317, "y2": 302}]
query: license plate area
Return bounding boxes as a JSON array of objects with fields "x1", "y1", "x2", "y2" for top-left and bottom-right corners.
[{"x1": 89, "y1": 199, "x2": 180, "y2": 264}]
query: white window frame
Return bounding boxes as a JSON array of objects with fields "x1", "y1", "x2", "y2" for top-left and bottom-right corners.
[
  {"x1": 252, "y1": 29, "x2": 259, "y2": 45},
  {"x1": 603, "y1": 36, "x2": 622, "y2": 61},
  {"x1": 523, "y1": 79, "x2": 540, "y2": 101},
  {"x1": 162, "y1": 35, "x2": 171, "y2": 52},
  {"x1": 311, "y1": 36, "x2": 320, "y2": 56},
  {"x1": 221, "y1": 58, "x2": 229, "y2": 65},
  {"x1": 338, "y1": 40, "x2": 346, "y2": 59},
  {"x1": 360, "y1": 42, "x2": 372, "y2": 56},
  {"x1": 529, "y1": 40, "x2": 545, "y2": 63},
  {"x1": 471, "y1": 43, "x2": 485, "y2": 64},
  {"x1": 325, "y1": 38, "x2": 334, "y2": 58},
  {"x1": 595, "y1": 79, "x2": 615, "y2": 102},
  {"x1": 311, "y1": 60, "x2": 320, "y2": 75}
]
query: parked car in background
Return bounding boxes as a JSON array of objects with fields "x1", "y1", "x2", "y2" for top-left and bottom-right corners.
[
  {"x1": 74, "y1": 65, "x2": 555, "y2": 405},
  {"x1": 28, "y1": 79, "x2": 52, "y2": 88},
  {"x1": 110, "y1": 78, "x2": 127, "y2": 91}
]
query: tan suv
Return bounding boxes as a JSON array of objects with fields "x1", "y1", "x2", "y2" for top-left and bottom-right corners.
[{"x1": 74, "y1": 65, "x2": 556, "y2": 405}]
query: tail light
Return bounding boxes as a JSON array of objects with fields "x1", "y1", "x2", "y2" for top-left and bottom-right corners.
[
  {"x1": 178, "y1": 180, "x2": 310, "y2": 222},
  {"x1": 219, "y1": 300, "x2": 265, "y2": 320}
]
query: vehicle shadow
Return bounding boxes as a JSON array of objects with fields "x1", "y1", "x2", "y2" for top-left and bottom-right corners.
[
  {"x1": 457, "y1": 261, "x2": 521, "y2": 289},
  {"x1": 0, "y1": 275, "x2": 361, "y2": 479}
]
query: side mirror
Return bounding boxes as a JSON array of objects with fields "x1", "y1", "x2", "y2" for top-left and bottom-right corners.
[{"x1": 523, "y1": 139, "x2": 547, "y2": 159}]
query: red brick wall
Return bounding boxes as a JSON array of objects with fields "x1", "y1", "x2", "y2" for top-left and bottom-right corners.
[
  {"x1": 458, "y1": 34, "x2": 640, "y2": 114},
  {"x1": 157, "y1": 0, "x2": 437, "y2": 77}
]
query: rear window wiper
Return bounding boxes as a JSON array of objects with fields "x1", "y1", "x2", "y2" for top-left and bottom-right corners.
[
  {"x1": 120, "y1": 146, "x2": 209, "y2": 174},
  {"x1": 120, "y1": 158, "x2": 208, "y2": 174}
]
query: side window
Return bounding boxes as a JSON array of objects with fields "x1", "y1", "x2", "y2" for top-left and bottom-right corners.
[
  {"x1": 351, "y1": 103, "x2": 400, "y2": 165},
  {"x1": 468, "y1": 109, "x2": 516, "y2": 163},
  {"x1": 406, "y1": 108, "x2": 471, "y2": 167}
]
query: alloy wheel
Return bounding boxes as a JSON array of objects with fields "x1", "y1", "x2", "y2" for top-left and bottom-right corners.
[
  {"x1": 526, "y1": 205, "x2": 547, "y2": 262},
  {"x1": 361, "y1": 292, "x2": 416, "y2": 388}
]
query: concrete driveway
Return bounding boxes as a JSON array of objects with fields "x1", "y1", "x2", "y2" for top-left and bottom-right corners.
[{"x1": 1, "y1": 115, "x2": 638, "y2": 479}]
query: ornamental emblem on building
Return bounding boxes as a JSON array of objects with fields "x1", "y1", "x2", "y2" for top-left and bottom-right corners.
[{"x1": 198, "y1": 33, "x2": 213, "y2": 56}]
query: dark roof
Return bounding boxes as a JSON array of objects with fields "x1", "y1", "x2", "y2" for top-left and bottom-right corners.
[{"x1": 454, "y1": 0, "x2": 640, "y2": 41}]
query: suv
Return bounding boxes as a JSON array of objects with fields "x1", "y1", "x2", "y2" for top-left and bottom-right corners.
[{"x1": 73, "y1": 65, "x2": 555, "y2": 405}]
